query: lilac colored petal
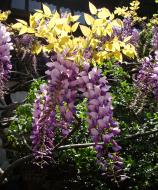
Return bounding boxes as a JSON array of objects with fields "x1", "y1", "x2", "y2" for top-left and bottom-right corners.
[
  {"x1": 102, "y1": 133, "x2": 114, "y2": 144},
  {"x1": 112, "y1": 127, "x2": 121, "y2": 135},
  {"x1": 112, "y1": 140, "x2": 122, "y2": 152}
]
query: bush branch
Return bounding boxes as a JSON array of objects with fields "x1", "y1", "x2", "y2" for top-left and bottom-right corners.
[{"x1": 0, "y1": 128, "x2": 158, "y2": 185}]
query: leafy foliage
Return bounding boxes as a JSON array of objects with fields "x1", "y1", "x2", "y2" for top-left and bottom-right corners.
[
  {"x1": 11, "y1": 2, "x2": 136, "y2": 63},
  {"x1": 0, "y1": 1, "x2": 158, "y2": 189},
  {"x1": 8, "y1": 79, "x2": 45, "y2": 148}
]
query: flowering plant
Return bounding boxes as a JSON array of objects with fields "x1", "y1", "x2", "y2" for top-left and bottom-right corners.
[
  {"x1": 0, "y1": 1, "x2": 158, "y2": 189},
  {"x1": 0, "y1": 12, "x2": 13, "y2": 98},
  {"x1": 8, "y1": 1, "x2": 138, "y2": 175}
]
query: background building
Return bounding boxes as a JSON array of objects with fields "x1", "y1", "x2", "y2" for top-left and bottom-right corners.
[{"x1": 0, "y1": 0, "x2": 158, "y2": 21}]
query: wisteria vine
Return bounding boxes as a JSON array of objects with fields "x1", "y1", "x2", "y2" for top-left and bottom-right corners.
[
  {"x1": 136, "y1": 56, "x2": 158, "y2": 99},
  {"x1": 78, "y1": 66, "x2": 122, "y2": 172},
  {"x1": 31, "y1": 53, "x2": 79, "y2": 163},
  {"x1": 2, "y1": 0, "x2": 158, "y2": 187},
  {"x1": 0, "y1": 23, "x2": 13, "y2": 98},
  {"x1": 31, "y1": 53, "x2": 123, "y2": 173},
  {"x1": 135, "y1": 25, "x2": 158, "y2": 99}
]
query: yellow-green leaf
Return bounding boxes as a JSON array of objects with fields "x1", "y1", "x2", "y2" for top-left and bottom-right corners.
[
  {"x1": 55, "y1": 18, "x2": 67, "y2": 25},
  {"x1": 113, "y1": 42, "x2": 120, "y2": 51},
  {"x1": 43, "y1": 44, "x2": 54, "y2": 52},
  {"x1": 84, "y1": 13, "x2": 94, "y2": 25},
  {"x1": 72, "y1": 15, "x2": 80, "y2": 22},
  {"x1": 122, "y1": 44, "x2": 136, "y2": 59},
  {"x1": 114, "y1": 51, "x2": 123, "y2": 62},
  {"x1": 53, "y1": 11, "x2": 60, "y2": 19},
  {"x1": 42, "y1": 4, "x2": 51, "y2": 16},
  {"x1": 63, "y1": 24, "x2": 71, "y2": 33},
  {"x1": 60, "y1": 36, "x2": 69, "y2": 45},
  {"x1": 111, "y1": 19, "x2": 123, "y2": 28},
  {"x1": 16, "y1": 19, "x2": 28, "y2": 26},
  {"x1": 19, "y1": 26, "x2": 28, "y2": 35},
  {"x1": 0, "y1": 11, "x2": 10, "y2": 21},
  {"x1": 34, "y1": 9, "x2": 43, "y2": 13},
  {"x1": 71, "y1": 22, "x2": 79, "y2": 32},
  {"x1": 29, "y1": 15, "x2": 36, "y2": 28},
  {"x1": 27, "y1": 27, "x2": 35, "y2": 34},
  {"x1": 33, "y1": 12, "x2": 43, "y2": 20},
  {"x1": 32, "y1": 43, "x2": 42, "y2": 55},
  {"x1": 123, "y1": 36, "x2": 132, "y2": 43},
  {"x1": 98, "y1": 8, "x2": 111, "y2": 19},
  {"x1": 12, "y1": 23, "x2": 23, "y2": 30},
  {"x1": 48, "y1": 17, "x2": 56, "y2": 28},
  {"x1": 80, "y1": 25, "x2": 91, "y2": 37},
  {"x1": 106, "y1": 24, "x2": 113, "y2": 36},
  {"x1": 89, "y1": 2, "x2": 97, "y2": 15},
  {"x1": 94, "y1": 19, "x2": 103, "y2": 26}
]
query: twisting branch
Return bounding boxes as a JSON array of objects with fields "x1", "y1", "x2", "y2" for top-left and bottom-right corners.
[
  {"x1": 0, "y1": 154, "x2": 33, "y2": 184},
  {"x1": 59, "y1": 129, "x2": 158, "y2": 150},
  {"x1": 10, "y1": 71, "x2": 30, "y2": 77},
  {"x1": 0, "y1": 115, "x2": 81, "y2": 185},
  {"x1": 0, "y1": 128, "x2": 158, "y2": 185},
  {"x1": 123, "y1": 128, "x2": 158, "y2": 140},
  {"x1": 52, "y1": 115, "x2": 81, "y2": 152}
]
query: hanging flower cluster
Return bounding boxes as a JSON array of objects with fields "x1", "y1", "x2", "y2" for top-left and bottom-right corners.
[
  {"x1": 78, "y1": 66, "x2": 122, "y2": 171},
  {"x1": 122, "y1": 18, "x2": 140, "y2": 46},
  {"x1": 21, "y1": 0, "x2": 142, "y2": 176},
  {"x1": 135, "y1": 23, "x2": 158, "y2": 99},
  {"x1": 30, "y1": 83, "x2": 54, "y2": 163},
  {"x1": 31, "y1": 53, "x2": 79, "y2": 161},
  {"x1": 0, "y1": 23, "x2": 13, "y2": 98},
  {"x1": 152, "y1": 26, "x2": 158, "y2": 51},
  {"x1": 136, "y1": 56, "x2": 158, "y2": 99},
  {"x1": 31, "y1": 52, "x2": 123, "y2": 173},
  {"x1": 112, "y1": 17, "x2": 140, "y2": 47},
  {"x1": 13, "y1": 2, "x2": 138, "y2": 169},
  {"x1": 45, "y1": 54, "x2": 79, "y2": 135},
  {"x1": 6, "y1": 0, "x2": 145, "y2": 177}
]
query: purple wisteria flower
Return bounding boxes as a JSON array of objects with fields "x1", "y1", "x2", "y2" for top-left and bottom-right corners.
[
  {"x1": 113, "y1": 17, "x2": 140, "y2": 46},
  {"x1": 31, "y1": 54, "x2": 79, "y2": 162},
  {"x1": 21, "y1": 34, "x2": 34, "y2": 47},
  {"x1": 152, "y1": 26, "x2": 158, "y2": 51},
  {"x1": 0, "y1": 23, "x2": 13, "y2": 98},
  {"x1": 99, "y1": 17, "x2": 139, "y2": 54},
  {"x1": 121, "y1": 18, "x2": 140, "y2": 46},
  {"x1": 78, "y1": 66, "x2": 123, "y2": 171},
  {"x1": 31, "y1": 84, "x2": 55, "y2": 163},
  {"x1": 46, "y1": 54, "x2": 79, "y2": 131},
  {"x1": 31, "y1": 54, "x2": 123, "y2": 171},
  {"x1": 136, "y1": 56, "x2": 158, "y2": 99}
]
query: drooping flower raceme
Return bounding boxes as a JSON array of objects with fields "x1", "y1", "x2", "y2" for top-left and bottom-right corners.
[
  {"x1": 46, "y1": 54, "x2": 79, "y2": 136},
  {"x1": 31, "y1": 55, "x2": 123, "y2": 172},
  {"x1": 122, "y1": 18, "x2": 140, "y2": 46},
  {"x1": 113, "y1": 17, "x2": 140, "y2": 46},
  {"x1": 30, "y1": 83, "x2": 55, "y2": 163},
  {"x1": 152, "y1": 26, "x2": 158, "y2": 51},
  {"x1": 136, "y1": 56, "x2": 158, "y2": 99},
  {"x1": 78, "y1": 66, "x2": 122, "y2": 171},
  {"x1": 0, "y1": 23, "x2": 13, "y2": 97},
  {"x1": 31, "y1": 54, "x2": 79, "y2": 162}
]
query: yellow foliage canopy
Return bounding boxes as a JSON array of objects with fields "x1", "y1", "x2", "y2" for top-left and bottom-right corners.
[{"x1": 11, "y1": 2, "x2": 137, "y2": 63}]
